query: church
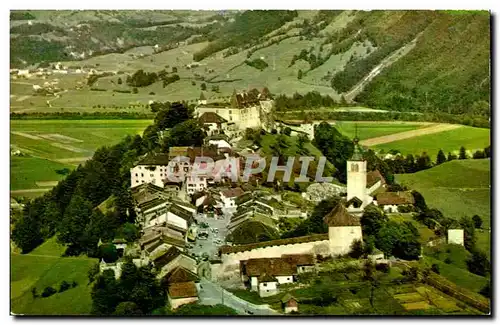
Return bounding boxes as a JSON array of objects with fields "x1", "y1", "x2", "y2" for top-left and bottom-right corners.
[{"x1": 216, "y1": 137, "x2": 376, "y2": 278}]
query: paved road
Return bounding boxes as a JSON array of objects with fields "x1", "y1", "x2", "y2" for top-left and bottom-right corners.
[
  {"x1": 189, "y1": 211, "x2": 232, "y2": 259},
  {"x1": 198, "y1": 278, "x2": 281, "y2": 316}
]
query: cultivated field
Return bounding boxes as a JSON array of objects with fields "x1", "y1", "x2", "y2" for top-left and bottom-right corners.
[
  {"x1": 370, "y1": 126, "x2": 490, "y2": 157},
  {"x1": 10, "y1": 119, "x2": 152, "y2": 194},
  {"x1": 11, "y1": 237, "x2": 98, "y2": 315},
  {"x1": 334, "y1": 121, "x2": 429, "y2": 141},
  {"x1": 396, "y1": 159, "x2": 491, "y2": 228}
]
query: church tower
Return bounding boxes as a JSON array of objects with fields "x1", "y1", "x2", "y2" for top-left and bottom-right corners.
[{"x1": 346, "y1": 135, "x2": 367, "y2": 213}]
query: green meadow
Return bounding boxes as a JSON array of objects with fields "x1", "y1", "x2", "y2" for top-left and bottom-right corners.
[
  {"x1": 10, "y1": 119, "x2": 152, "y2": 193},
  {"x1": 11, "y1": 237, "x2": 98, "y2": 315},
  {"x1": 372, "y1": 126, "x2": 490, "y2": 157},
  {"x1": 396, "y1": 159, "x2": 491, "y2": 228}
]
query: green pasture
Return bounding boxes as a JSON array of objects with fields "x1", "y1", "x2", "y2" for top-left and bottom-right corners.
[
  {"x1": 11, "y1": 237, "x2": 99, "y2": 315},
  {"x1": 372, "y1": 126, "x2": 490, "y2": 157},
  {"x1": 334, "y1": 121, "x2": 427, "y2": 140},
  {"x1": 10, "y1": 119, "x2": 152, "y2": 193}
]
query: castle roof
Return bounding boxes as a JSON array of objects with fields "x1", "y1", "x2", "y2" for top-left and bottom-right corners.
[
  {"x1": 281, "y1": 293, "x2": 298, "y2": 304},
  {"x1": 323, "y1": 202, "x2": 361, "y2": 227},
  {"x1": 282, "y1": 254, "x2": 315, "y2": 266}
]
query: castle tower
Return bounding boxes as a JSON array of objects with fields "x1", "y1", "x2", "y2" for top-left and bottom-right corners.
[
  {"x1": 324, "y1": 202, "x2": 363, "y2": 256},
  {"x1": 347, "y1": 136, "x2": 367, "y2": 208}
]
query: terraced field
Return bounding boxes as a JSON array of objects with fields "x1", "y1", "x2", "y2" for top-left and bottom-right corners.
[{"x1": 10, "y1": 119, "x2": 152, "y2": 195}]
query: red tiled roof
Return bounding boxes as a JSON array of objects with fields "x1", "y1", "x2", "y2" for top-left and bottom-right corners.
[
  {"x1": 376, "y1": 191, "x2": 415, "y2": 205},
  {"x1": 199, "y1": 112, "x2": 227, "y2": 124},
  {"x1": 168, "y1": 281, "x2": 198, "y2": 299},
  {"x1": 243, "y1": 258, "x2": 296, "y2": 277},
  {"x1": 366, "y1": 170, "x2": 386, "y2": 188},
  {"x1": 221, "y1": 187, "x2": 244, "y2": 198},
  {"x1": 281, "y1": 254, "x2": 315, "y2": 266}
]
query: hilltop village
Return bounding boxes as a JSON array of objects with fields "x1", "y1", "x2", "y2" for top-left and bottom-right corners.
[{"x1": 84, "y1": 89, "x2": 467, "y2": 314}]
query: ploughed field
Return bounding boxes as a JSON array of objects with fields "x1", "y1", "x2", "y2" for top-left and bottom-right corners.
[{"x1": 10, "y1": 119, "x2": 152, "y2": 195}]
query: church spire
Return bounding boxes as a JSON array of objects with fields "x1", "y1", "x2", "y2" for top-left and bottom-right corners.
[{"x1": 350, "y1": 124, "x2": 364, "y2": 161}]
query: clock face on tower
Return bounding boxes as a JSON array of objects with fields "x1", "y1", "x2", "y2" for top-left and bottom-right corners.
[{"x1": 351, "y1": 163, "x2": 359, "y2": 172}]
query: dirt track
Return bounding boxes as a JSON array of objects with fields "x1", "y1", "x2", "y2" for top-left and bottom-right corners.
[{"x1": 360, "y1": 124, "x2": 463, "y2": 146}]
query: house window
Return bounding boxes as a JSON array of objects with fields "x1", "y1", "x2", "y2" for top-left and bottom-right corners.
[
  {"x1": 135, "y1": 173, "x2": 138, "y2": 177},
  {"x1": 136, "y1": 180, "x2": 139, "y2": 183},
  {"x1": 263, "y1": 283, "x2": 267, "y2": 287},
  {"x1": 229, "y1": 110, "x2": 232, "y2": 114},
  {"x1": 141, "y1": 173, "x2": 144, "y2": 177},
  {"x1": 287, "y1": 278, "x2": 290, "y2": 281}
]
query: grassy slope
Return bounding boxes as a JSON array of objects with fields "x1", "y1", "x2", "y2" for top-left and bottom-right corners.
[
  {"x1": 372, "y1": 126, "x2": 490, "y2": 157},
  {"x1": 334, "y1": 121, "x2": 426, "y2": 140},
  {"x1": 396, "y1": 159, "x2": 491, "y2": 227},
  {"x1": 11, "y1": 237, "x2": 99, "y2": 315}
]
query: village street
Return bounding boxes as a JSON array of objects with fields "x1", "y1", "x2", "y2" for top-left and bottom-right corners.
[
  {"x1": 188, "y1": 210, "x2": 232, "y2": 259},
  {"x1": 198, "y1": 278, "x2": 280, "y2": 316}
]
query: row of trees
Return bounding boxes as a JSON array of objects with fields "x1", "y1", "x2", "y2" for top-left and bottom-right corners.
[{"x1": 274, "y1": 91, "x2": 339, "y2": 112}]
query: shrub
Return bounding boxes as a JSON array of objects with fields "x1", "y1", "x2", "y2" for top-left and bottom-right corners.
[
  {"x1": 72, "y1": 281, "x2": 78, "y2": 288},
  {"x1": 375, "y1": 263, "x2": 390, "y2": 273},
  {"x1": 132, "y1": 87, "x2": 138, "y2": 94},
  {"x1": 271, "y1": 129, "x2": 278, "y2": 134},
  {"x1": 282, "y1": 127, "x2": 292, "y2": 136},
  {"x1": 41, "y1": 286, "x2": 57, "y2": 298},
  {"x1": 59, "y1": 280, "x2": 71, "y2": 293},
  {"x1": 149, "y1": 92, "x2": 155, "y2": 95},
  {"x1": 31, "y1": 287, "x2": 38, "y2": 299},
  {"x1": 431, "y1": 263, "x2": 440, "y2": 274},
  {"x1": 444, "y1": 257, "x2": 452, "y2": 264}
]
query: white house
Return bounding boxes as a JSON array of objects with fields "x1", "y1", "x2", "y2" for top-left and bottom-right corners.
[
  {"x1": 448, "y1": 229, "x2": 464, "y2": 246},
  {"x1": 186, "y1": 172, "x2": 208, "y2": 195},
  {"x1": 130, "y1": 153, "x2": 170, "y2": 188},
  {"x1": 220, "y1": 187, "x2": 245, "y2": 210}
]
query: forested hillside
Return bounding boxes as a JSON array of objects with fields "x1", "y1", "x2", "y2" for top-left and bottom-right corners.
[{"x1": 355, "y1": 11, "x2": 490, "y2": 117}]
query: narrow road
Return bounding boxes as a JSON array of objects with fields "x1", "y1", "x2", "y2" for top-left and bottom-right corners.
[{"x1": 198, "y1": 278, "x2": 281, "y2": 316}]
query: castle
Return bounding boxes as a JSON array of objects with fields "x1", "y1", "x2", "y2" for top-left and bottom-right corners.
[{"x1": 194, "y1": 88, "x2": 274, "y2": 131}]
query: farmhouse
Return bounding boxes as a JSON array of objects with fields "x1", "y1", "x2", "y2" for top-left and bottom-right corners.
[
  {"x1": 375, "y1": 191, "x2": 415, "y2": 213},
  {"x1": 281, "y1": 294, "x2": 299, "y2": 313},
  {"x1": 240, "y1": 254, "x2": 315, "y2": 297}
]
